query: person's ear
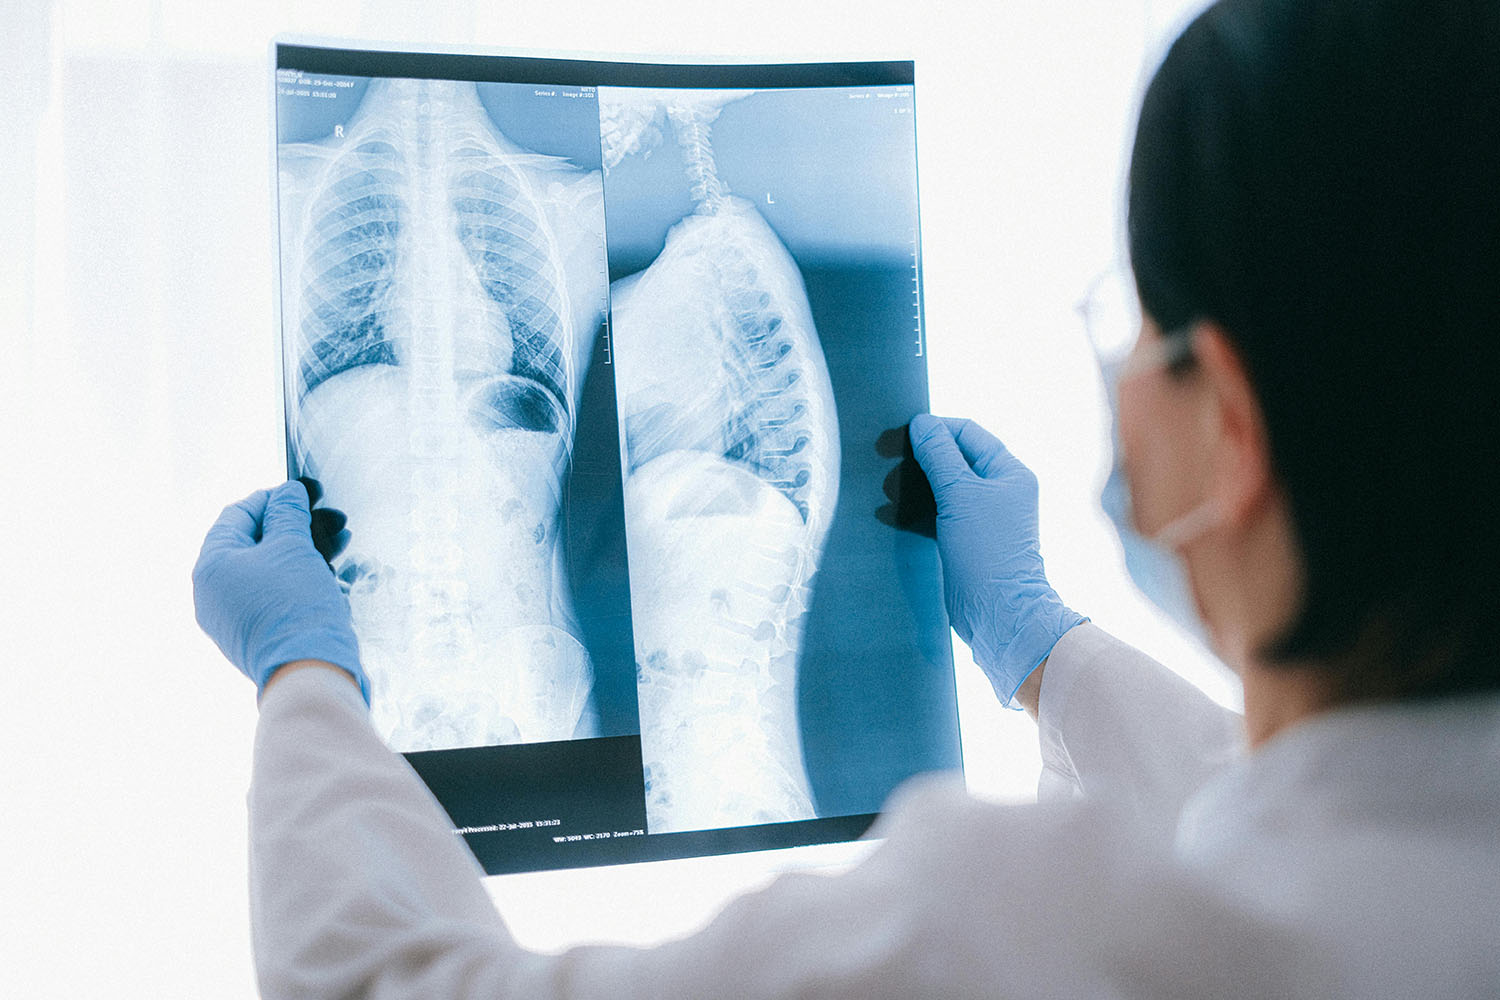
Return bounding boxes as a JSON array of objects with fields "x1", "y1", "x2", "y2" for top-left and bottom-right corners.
[{"x1": 1192, "y1": 322, "x2": 1276, "y2": 527}]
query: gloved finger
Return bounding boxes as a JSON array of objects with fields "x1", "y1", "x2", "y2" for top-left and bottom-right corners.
[
  {"x1": 261, "y1": 480, "x2": 313, "y2": 539},
  {"x1": 875, "y1": 457, "x2": 937, "y2": 536},
  {"x1": 908, "y1": 414, "x2": 977, "y2": 491},
  {"x1": 297, "y1": 475, "x2": 324, "y2": 508},
  {"x1": 874, "y1": 425, "x2": 912, "y2": 459},
  {"x1": 200, "y1": 488, "x2": 272, "y2": 551},
  {"x1": 941, "y1": 418, "x2": 1021, "y2": 480},
  {"x1": 310, "y1": 506, "x2": 347, "y2": 541},
  {"x1": 310, "y1": 507, "x2": 349, "y2": 564},
  {"x1": 318, "y1": 527, "x2": 351, "y2": 564}
]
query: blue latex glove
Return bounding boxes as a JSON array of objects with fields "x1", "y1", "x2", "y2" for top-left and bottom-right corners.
[
  {"x1": 192, "y1": 481, "x2": 369, "y2": 704},
  {"x1": 909, "y1": 414, "x2": 1086, "y2": 708}
]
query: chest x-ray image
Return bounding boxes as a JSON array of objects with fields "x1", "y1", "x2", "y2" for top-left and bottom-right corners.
[
  {"x1": 277, "y1": 76, "x2": 616, "y2": 752},
  {"x1": 275, "y1": 46, "x2": 959, "y2": 874}
]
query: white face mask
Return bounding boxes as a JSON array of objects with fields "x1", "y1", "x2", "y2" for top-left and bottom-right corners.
[{"x1": 1097, "y1": 331, "x2": 1224, "y2": 646}]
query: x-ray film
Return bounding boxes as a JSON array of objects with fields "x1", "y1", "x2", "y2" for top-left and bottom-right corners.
[{"x1": 272, "y1": 41, "x2": 958, "y2": 875}]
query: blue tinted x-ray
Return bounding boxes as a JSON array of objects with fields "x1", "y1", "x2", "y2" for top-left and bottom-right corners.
[
  {"x1": 277, "y1": 75, "x2": 616, "y2": 754},
  {"x1": 273, "y1": 44, "x2": 956, "y2": 874}
]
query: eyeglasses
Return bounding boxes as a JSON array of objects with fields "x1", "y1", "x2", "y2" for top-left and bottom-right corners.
[
  {"x1": 1077, "y1": 266, "x2": 1143, "y2": 371},
  {"x1": 1076, "y1": 265, "x2": 1195, "y2": 385}
]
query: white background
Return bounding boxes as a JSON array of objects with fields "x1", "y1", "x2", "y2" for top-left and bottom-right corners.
[{"x1": 0, "y1": 1, "x2": 1224, "y2": 995}]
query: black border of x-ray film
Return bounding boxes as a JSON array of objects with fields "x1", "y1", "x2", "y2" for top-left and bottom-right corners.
[
  {"x1": 277, "y1": 43, "x2": 914, "y2": 90},
  {"x1": 272, "y1": 40, "x2": 951, "y2": 877},
  {"x1": 402, "y1": 734, "x2": 878, "y2": 875},
  {"x1": 473, "y1": 814, "x2": 880, "y2": 876}
]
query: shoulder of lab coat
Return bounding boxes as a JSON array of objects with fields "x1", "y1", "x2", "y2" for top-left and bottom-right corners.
[
  {"x1": 1035, "y1": 622, "x2": 1243, "y2": 830},
  {"x1": 1175, "y1": 690, "x2": 1500, "y2": 998},
  {"x1": 248, "y1": 666, "x2": 1333, "y2": 1000}
]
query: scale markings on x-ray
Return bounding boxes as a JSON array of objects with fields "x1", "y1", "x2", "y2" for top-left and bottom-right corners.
[{"x1": 912, "y1": 229, "x2": 924, "y2": 358}]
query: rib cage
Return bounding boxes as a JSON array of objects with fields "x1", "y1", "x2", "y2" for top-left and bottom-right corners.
[
  {"x1": 450, "y1": 145, "x2": 575, "y2": 437},
  {"x1": 616, "y1": 198, "x2": 839, "y2": 533},
  {"x1": 295, "y1": 132, "x2": 407, "y2": 400}
]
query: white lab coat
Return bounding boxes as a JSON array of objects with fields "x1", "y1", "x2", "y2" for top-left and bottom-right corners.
[{"x1": 248, "y1": 623, "x2": 1500, "y2": 997}]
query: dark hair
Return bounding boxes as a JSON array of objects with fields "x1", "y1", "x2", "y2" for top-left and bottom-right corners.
[{"x1": 1128, "y1": 0, "x2": 1500, "y2": 702}]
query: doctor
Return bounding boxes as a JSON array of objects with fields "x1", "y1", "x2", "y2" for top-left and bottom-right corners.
[{"x1": 193, "y1": 0, "x2": 1499, "y2": 995}]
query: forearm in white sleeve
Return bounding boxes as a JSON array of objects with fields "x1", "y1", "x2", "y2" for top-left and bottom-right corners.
[
  {"x1": 247, "y1": 666, "x2": 954, "y2": 1000},
  {"x1": 247, "y1": 668, "x2": 1324, "y2": 998},
  {"x1": 249, "y1": 666, "x2": 547, "y2": 999},
  {"x1": 243, "y1": 669, "x2": 1056, "y2": 998},
  {"x1": 1035, "y1": 623, "x2": 1243, "y2": 826}
]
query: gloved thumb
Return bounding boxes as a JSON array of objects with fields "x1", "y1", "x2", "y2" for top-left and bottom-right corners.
[
  {"x1": 946, "y1": 418, "x2": 1019, "y2": 480},
  {"x1": 909, "y1": 414, "x2": 973, "y2": 492},
  {"x1": 261, "y1": 479, "x2": 312, "y2": 539}
]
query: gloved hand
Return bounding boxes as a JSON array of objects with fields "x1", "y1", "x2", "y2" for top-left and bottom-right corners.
[
  {"x1": 908, "y1": 414, "x2": 1086, "y2": 708},
  {"x1": 298, "y1": 476, "x2": 353, "y2": 566},
  {"x1": 192, "y1": 480, "x2": 369, "y2": 704}
]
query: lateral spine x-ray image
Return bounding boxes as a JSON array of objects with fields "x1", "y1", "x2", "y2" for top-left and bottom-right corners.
[
  {"x1": 603, "y1": 88, "x2": 841, "y2": 833},
  {"x1": 280, "y1": 77, "x2": 609, "y2": 752}
]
